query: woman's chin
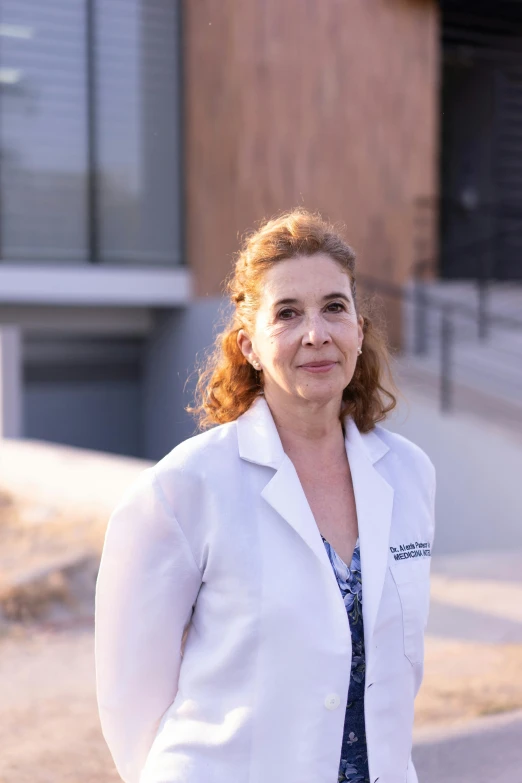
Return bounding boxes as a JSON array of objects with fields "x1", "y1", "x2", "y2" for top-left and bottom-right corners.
[{"x1": 293, "y1": 384, "x2": 345, "y2": 406}]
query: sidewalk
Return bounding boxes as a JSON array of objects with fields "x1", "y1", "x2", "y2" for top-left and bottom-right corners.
[{"x1": 413, "y1": 709, "x2": 522, "y2": 783}]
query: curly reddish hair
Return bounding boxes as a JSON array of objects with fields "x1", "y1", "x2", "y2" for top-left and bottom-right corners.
[{"x1": 187, "y1": 208, "x2": 397, "y2": 432}]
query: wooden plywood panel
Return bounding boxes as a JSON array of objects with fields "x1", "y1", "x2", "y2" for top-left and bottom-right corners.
[{"x1": 183, "y1": 0, "x2": 440, "y2": 311}]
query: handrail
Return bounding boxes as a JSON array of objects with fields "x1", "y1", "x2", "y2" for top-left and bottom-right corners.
[
  {"x1": 412, "y1": 196, "x2": 522, "y2": 344},
  {"x1": 357, "y1": 272, "x2": 522, "y2": 414}
]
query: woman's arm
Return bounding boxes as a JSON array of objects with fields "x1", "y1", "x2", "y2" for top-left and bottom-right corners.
[{"x1": 95, "y1": 467, "x2": 202, "y2": 783}]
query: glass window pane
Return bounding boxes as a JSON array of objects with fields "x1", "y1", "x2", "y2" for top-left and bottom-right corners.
[
  {"x1": 96, "y1": 0, "x2": 181, "y2": 265},
  {"x1": 0, "y1": 0, "x2": 88, "y2": 260}
]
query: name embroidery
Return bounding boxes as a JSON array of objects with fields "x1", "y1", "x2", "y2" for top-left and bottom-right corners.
[{"x1": 390, "y1": 542, "x2": 431, "y2": 560}]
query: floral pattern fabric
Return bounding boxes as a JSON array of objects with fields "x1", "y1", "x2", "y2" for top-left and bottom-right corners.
[{"x1": 322, "y1": 536, "x2": 370, "y2": 783}]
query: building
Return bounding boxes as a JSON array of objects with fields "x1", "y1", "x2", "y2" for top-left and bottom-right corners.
[{"x1": 0, "y1": 0, "x2": 520, "y2": 459}]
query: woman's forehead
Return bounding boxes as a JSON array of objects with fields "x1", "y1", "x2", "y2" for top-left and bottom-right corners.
[{"x1": 261, "y1": 254, "x2": 353, "y2": 299}]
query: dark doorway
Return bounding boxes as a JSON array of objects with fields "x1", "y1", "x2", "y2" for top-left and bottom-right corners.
[
  {"x1": 23, "y1": 336, "x2": 145, "y2": 458},
  {"x1": 439, "y1": 1, "x2": 522, "y2": 280}
]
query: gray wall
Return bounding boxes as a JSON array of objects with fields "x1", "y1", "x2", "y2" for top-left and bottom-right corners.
[
  {"x1": 25, "y1": 378, "x2": 143, "y2": 457},
  {"x1": 143, "y1": 297, "x2": 231, "y2": 460},
  {"x1": 0, "y1": 325, "x2": 22, "y2": 438}
]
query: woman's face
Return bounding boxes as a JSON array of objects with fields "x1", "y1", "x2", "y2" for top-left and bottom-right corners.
[{"x1": 237, "y1": 254, "x2": 364, "y2": 407}]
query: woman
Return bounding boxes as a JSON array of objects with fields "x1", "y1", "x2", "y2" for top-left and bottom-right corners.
[{"x1": 95, "y1": 209, "x2": 436, "y2": 783}]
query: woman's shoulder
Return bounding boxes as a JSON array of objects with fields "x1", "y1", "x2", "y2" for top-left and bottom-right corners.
[
  {"x1": 110, "y1": 421, "x2": 238, "y2": 508},
  {"x1": 152, "y1": 419, "x2": 239, "y2": 493},
  {"x1": 108, "y1": 421, "x2": 239, "y2": 521}
]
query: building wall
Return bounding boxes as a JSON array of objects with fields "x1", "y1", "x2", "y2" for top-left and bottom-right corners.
[
  {"x1": 0, "y1": 326, "x2": 22, "y2": 439},
  {"x1": 184, "y1": 0, "x2": 441, "y2": 330},
  {"x1": 143, "y1": 298, "x2": 229, "y2": 460}
]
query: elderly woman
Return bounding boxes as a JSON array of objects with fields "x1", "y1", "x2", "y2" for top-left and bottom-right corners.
[{"x1": 95, "y1": 209, "x2": 436, "y2": 783}]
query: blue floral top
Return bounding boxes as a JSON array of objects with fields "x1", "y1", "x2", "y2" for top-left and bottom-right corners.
[{"x1": 321, "y1": 536, "x2": 370, "y2": 783}]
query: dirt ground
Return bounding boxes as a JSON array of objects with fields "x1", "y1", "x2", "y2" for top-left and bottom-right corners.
[
  {"x1": 416, "y1": 638, "x2": 522, "y2": 729},
  {"x1": 0, "y1": 623, "x2": 118, "y2": 783}
]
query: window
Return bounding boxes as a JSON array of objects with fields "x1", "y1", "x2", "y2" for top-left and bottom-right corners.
[
  {"x1": 0, "y1": 0, "x2": 181, "y2": 265},
  {"x1": 96, "y1": 1, "x2": 181, "y2": 264},
  {"x1": 0, "y1": 1, "x2": 89, "y2": 260}
]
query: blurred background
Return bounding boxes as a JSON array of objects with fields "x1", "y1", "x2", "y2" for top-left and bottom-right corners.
[{"x1": 0, "y1": 1, "x2": 520, "y2": 782}]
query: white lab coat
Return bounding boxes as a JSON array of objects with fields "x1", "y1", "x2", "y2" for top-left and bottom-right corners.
[{"x1": 95, "y1": 394, "x2": 436, "y2": 783}]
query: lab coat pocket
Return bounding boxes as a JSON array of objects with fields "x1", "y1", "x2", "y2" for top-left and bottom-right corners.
[{"x1": 389, "y1": 559, "x2": 431, "y2": 666}]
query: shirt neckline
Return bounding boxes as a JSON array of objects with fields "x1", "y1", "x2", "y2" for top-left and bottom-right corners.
[{"x1": 321, "y1": 534, "x2": 360, "y2": 570}]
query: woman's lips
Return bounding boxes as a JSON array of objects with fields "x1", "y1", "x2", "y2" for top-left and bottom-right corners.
[{"x1": 299, "y1": 362, "x2": 337, "y2": 373}]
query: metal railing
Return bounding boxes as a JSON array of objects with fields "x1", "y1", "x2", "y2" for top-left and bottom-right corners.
[{"x1": 357, "y1": 270, "x2": 522, "y2": 414}]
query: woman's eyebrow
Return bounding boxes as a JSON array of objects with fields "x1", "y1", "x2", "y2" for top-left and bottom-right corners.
[{"x1": 273, "y1": 292, "x2": 351, "y2": 307}]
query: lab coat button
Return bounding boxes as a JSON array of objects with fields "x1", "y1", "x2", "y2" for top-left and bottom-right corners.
[{"x1": 324, "y1": 693, "x2": 340, "y2": 710}]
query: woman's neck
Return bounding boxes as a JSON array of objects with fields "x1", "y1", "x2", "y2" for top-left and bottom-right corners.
[{"x1": 264, "y1": 390, "x2": 346, "y2": 461}]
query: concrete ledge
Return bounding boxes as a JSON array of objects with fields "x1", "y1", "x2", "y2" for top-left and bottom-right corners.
[
  {"x1": 0, "y1": 264, "x2": 192, "y2": 306},
  {"x1": 0, "y1": 438, "x2": 152, "y2": 518}
]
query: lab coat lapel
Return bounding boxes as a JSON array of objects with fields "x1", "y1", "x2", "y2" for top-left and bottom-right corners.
[
  {"x1": 237, "y1": 396, "x2": 395, "y2": 640},
  {"x1": 237, "y1": 396, "x2": 331, "y2": 567},
  {"x1": 344, "y1": 418, "x2": 394, "y2": 650},
  {"x1": 260, "y1": 454, "x2": 331, "y2": 566}
]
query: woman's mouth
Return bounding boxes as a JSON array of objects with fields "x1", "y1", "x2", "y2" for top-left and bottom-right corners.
[{"x1": 299, "y1": 362, "x2": 337, "y2": 373}]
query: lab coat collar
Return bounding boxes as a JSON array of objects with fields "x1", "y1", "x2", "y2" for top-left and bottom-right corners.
[
  {"x1": 236, "y1": 394, "x2": 394, "y2": 648},
  {"x1": 236, "y1": 394, "x2": 390, "y2": 467},
  {"x1": 236, "y1": 395, "x2": 286, "y2": 469}
]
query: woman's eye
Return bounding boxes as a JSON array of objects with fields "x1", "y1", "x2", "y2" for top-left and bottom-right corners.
[{"x1": 277, "y1": 303, "x2": 345, "y2": 319}]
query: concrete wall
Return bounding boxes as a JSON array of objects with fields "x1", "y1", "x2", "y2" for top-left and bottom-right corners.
[
  {"x1": 385, "y1": 387, "x2": 522, "y2": 555},
  {"x1": 143, "y1": 297, "x2": 230, "y2": 460},
  {"x1": 0, "y1": 300, "x2": 223, "y2": 462},
  {"x1": 0, "y1": 326, "x2": 22, "y2": 439},
  {"x1": 24, "y1": 378, "x2": 143, "y2": 457}
]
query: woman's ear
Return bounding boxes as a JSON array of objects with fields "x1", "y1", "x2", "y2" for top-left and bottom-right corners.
[
  {"x1": 357, "y1": 314, "x2": 364, "y2": 345},
  {"x1": 237, "y1": 329, "x2": 253, "y2": 363}
]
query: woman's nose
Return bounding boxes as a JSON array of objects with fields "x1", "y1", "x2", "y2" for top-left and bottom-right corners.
[{"x1": 302, "y1": 315, "x2": 331, "y2": 344}]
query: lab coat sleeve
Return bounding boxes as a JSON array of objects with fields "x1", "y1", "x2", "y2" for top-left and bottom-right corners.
[
  {"x1": 95, "y1": 467, "x2": 202, "y2": 783},
  {"x1": 408, "y1": 461, "x2": 436, "y2": 777}
]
